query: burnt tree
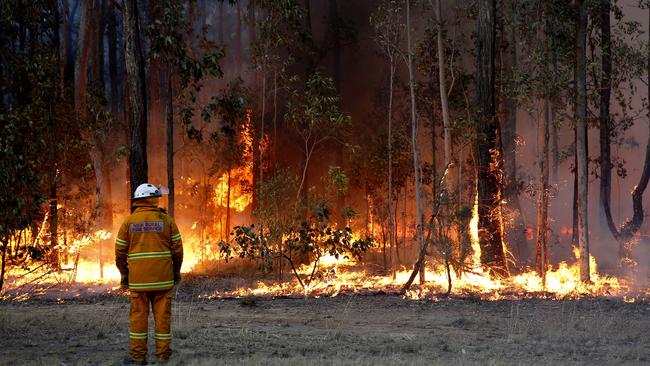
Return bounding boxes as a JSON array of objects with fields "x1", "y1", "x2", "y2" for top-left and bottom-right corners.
[
  {"x1": 123, "y1": 0, "x2": 148, "y2": 193},
  {"x1": 575, "y1": 0, "x2": 590, "y2": 282},
  {"x1": 475, "y1": 0, "x2": 508, "y2": 276}
]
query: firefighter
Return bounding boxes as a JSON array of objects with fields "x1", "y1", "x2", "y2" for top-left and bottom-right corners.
[{"x1": 116, "y1": 183, "x2": 183, "y2": 365}]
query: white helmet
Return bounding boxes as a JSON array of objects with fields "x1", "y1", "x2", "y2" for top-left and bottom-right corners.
[{"x1": 133, "y1": 183, "x2": 162, "y2": 200}]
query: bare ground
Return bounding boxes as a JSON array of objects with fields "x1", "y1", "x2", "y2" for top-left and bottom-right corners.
[{"x1": 1, "y1": 289, "x2": 649, "y2": 366}]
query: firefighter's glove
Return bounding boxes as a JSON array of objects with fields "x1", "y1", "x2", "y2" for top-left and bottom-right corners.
[
  {"x1": 120, "y1": 275, "x2": 129, "y2": 289},
  {"x1": 174, "y1": 272, "x2": 182, "y2": 285}
]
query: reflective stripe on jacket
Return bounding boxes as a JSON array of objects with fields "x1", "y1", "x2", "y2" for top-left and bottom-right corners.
[{"x1": 115, "y1": 198, "x2": 183, "y2": 291}]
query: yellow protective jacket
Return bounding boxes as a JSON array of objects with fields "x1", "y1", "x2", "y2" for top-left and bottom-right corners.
[{"x1": 115, "y1": 198, "x2": 183, "y2": 291}]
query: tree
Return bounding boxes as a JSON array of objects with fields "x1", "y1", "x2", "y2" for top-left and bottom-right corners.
[
  {"x1": 123, "y1": 0, "x2": 148, "y2": 194},
  {"x1": 285, "y1": 72, "x2": 351, "y2": 202},
  {"x1": 405, "y1": 0, "x2": 426, "y2": 283},
  {"x1": 148, "y1": 0, "x2": 225, "y2": 217},
  {"x1": 371, "y1": 0, "x2": 403, "y2": 276},
  {"x1": 597, "y1": 0, "x2": 649, "y2": 268},
  {"x1": 575, "y1": 0, "x2": 590, "y2": 282},
  {"x1": 0, "y1": 2, "x2": 59, "y2": 292},
  {"x1": 476, "y1": 0, "x2": 508, "y2": 276}
]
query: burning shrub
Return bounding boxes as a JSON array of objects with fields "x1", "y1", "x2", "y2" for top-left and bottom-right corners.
[{"x1": 220, "y1": 200, "x2": 374, "y2": 290}]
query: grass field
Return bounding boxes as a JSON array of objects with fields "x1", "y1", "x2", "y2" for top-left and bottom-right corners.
[{"x1": 1, "y1": 290, "x2": 649, "y2": 365}]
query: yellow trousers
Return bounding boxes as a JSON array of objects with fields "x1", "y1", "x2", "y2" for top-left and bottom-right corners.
[{"x1": 129, "y1": 289, "x2": 173, "y2": 360}]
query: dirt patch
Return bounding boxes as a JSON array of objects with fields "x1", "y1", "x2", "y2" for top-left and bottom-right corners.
[{"x1": 1, "y1": 292, "x2": 649, "y2": 365}]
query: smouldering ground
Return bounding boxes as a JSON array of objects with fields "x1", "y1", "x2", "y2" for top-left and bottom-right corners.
[{"x1": 1, "y1": 289, "x2": 649, "y2": 366}]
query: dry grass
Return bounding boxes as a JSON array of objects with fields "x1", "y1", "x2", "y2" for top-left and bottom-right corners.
[{"x1": 0, "y1": 295, "x2": 648, "y2": 365}]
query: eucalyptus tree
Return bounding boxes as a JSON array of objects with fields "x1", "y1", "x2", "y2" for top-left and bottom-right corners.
[
  {"x1": 371, "y1": 0, "x2": 403, "y2": 276},
  {"x1": 596, "y1": 0, "x2": 649, "y2": 268},
  {"x1": 476, "y1": 0, "x2": 508, "y2": 276}
]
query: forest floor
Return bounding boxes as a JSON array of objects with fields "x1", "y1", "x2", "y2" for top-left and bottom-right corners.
[{"x1": 1, "y1": 283, "x2": 649, "y2": 366}]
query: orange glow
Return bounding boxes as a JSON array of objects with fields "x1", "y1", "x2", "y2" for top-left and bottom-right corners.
[{"x1": 213, "y1": 109, "x2": 253, "y2": 213}]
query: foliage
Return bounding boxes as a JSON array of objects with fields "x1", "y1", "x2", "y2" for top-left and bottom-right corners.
[
  {"x1": 148, "y1": 0, "x2": 226, "y2": 142},
  {"x1": 221, "y1": 169, "x2": 373, "y2": 288},
  {"x1": 221, "y1": 201, "x2": 373, "y2": 289}
]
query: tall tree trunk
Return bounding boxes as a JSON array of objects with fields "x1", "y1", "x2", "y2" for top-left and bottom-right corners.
[
  {"x1": 575, "y1": 0, "x2": 590, "y2": 282},
  {"x1": 600, "y1": 0, "x2": 614, "y2": 241},
  {"x1": 476, "y1": 0, "x2": 508, "y2": 276},
  {"x1": 149, "y1": 2, "x2": 162, "y2": 184},
  {"x1": 330, "y1": 0, "x2": 346, "y2": 224},
  {"x1": 601, "y1": 4, "x2": 650, "y2": 268},
  {"x1": 249, "y1": 0, "x2": 259, "y2": 213},
  {"x1": 226, "y1": 168, "x2": 231, "y2": 238},
  {"x1": 501, "y1": 0, "x2": 528, "y2": 265},
  {"x1": 535, "y1": 99, "x2": 550, "y2": 283},
  {"x1": 387, "y1": 34, "x2": 396, "y2": 278},
  {"x1": 435, "y1": 0, "x2": 451, "y2": 183},
  {"x1": 60, "y1": 0, "x2": 68, "y2": 94},
  {"x1": 49, "y1": 1, "x2": 62, "y2": 270},
  {"x1": 167, "y1": 74, "x2": 175, "y2": 217},
  {"x1": 74, "y1": 0, "x2": 92, "y2": 114},
  {"x1": 124, "y1": 0, "x2": 148, "y2": 194},
  {"x1": 0, "y1": 238, "x2": 6, "y2": 294},
  {"x1": 406, "y1": 0, "x2": 426, "y2": 283}
]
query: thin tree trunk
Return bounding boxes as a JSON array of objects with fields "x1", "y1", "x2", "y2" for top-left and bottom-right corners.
[
  {"x1": 249, "y1": 0, "x2": 258, "y2": 213},
  {"x1": 600, "y1": 0, "x2": 614, "y2": 240},
  {"x1": 388, "y1": 34, "x2": 396, "y2": 278},
  {"x1": 0, "y1": 238, "x2": 6, "y2": 294},
  {"x1": 435, "y1": 0, "x2": 451, "y2": 184},
  {"x1": 167, "y1": 73, "x2": 175, "y2": 217},
  {"x1": 476, "y1": 0, "x2": 508, "y2": 276},
  {"x1": 50, "y1": 2, "x2": 61, "y2": 270},
  {"x1": 535, "y1": 99, "x2": 550, "y2": 283},
  {"x1": 330, "y1": 0, "x2": 346, "y2": 223},
  {"x1": 124, "y1": 0, "x2": 148, "y2": 193},
  {"x1": 575, "y1": 0, "x2": 590, "y2": 282},
  {"x1": 406, "y1": 0, "x2": 426, "y2": 283},
  {"x1": 272, "y1": 69, "x2": 278, "y2": 168},
  {"x1": 61, "y1": 0, "x2": 68, "y2": 95},
  {"x1": 226, "y1": 168, "x2": 231, "y2": 238}
]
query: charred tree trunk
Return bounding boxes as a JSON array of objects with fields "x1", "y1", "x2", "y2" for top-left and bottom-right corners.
[
  {"x1": 124, "y1": 0, "x2": 148, "y2": 193},
  {"x1": 476, "y1": 0, "x2": 508, "y2": 276},
  {"x1": 249, "y1": 0, "x2": 259, "y2": 213},
  {"x1": 49, "y1": 2, "x2": 61, "y2": 269},
  {"x1": 387, "y1": 31, "x2": 396, "y2": 278},
  {"x1": 406, "y1": 0, "x2": 426, "y2": 283},
  {"x1": 148, "y1": 2, "x2": 162, "y2": 184},
  {"x1": 535, "y1": 99, "x2": 550, "y2": 282},
  {"x1": 0, "y1": 238, "x2": 6, "y2": 294},
  {"x1": 600, "y1": 0, "x2": 615, "y2": 242},
  {"x1": 226, "y1": 164, "x2": 232, "y2": 238},
  {"x1": 329, "y1": 0, "x2": 346, "y2": 224},
  {"x1": 575, "y1": 0, "x2": 590, "y2": 282},
  {"x1": 167, "y1": 73, "x2": 175, "y2": 217}
]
